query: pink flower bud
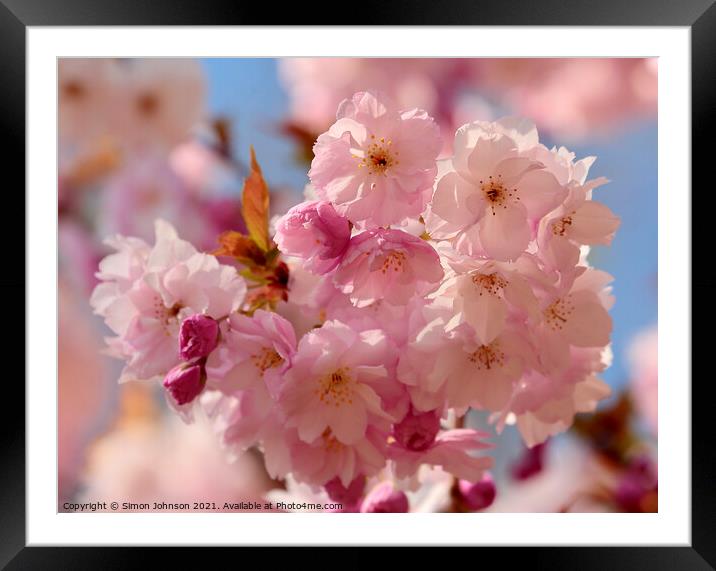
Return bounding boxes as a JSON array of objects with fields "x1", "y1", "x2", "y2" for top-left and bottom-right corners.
[
  {"x1": 510, "y1": 442, "x2": 546, "y2": 481},
  {"x1": 360, "y1": 482, "x2": 409, "y2": 513},
  {"x1": 273, "y1": 200, "x2": 350, "y2": 274},
  {"x1": 393, "y1": 409, "x2": 441, "y2": 451},
  {"x1": 458, "y1": 473, "x2": 496, "y2": 511},
  {"x1": 614, "y1": 456, "x2": 658, "y2": 512},
  {"x1": 324, "y1": 475, "x2": 366, "y2": 506},
  {"x1": 179, "y1": 314, "x2": 219, "y2": 361},
  {"x1": 163, "y1": 362, "x2": 205, "y2": 406}
]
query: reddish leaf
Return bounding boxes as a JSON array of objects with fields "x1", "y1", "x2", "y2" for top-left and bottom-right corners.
[
  {"x1": 242, "y1": 147, "x2": 271, "y2": 252},
  {"x1": 213, "y1": 230, "x2": 266, "y2": 267}
]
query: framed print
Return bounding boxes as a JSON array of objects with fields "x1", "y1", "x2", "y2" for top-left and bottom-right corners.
[{"x1": 4, "y1": 0, "x2": 711, "y2": 564}]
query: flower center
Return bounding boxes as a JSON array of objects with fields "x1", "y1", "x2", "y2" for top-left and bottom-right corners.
[
  {"x1": 471, "y1": 272, "x2": 508, "y2": 296},
  {"x1": 321, "y1": 428, "x2": 345, "y2": 452},
  {"x1": 357, "y1": 135, "x2": 400, "y2": 176},
  {"x1": 381, "y1": 251, "x2": 407, "y2": 274},
  {"x1": 551, "y1": 214, "x2": 575, "y2": 236},
  {"x1": 62, "y1": 80, "x2": 86, "y2": 101},
  {"x1": 468, "y1": 342, "x2": 506, "y2": 371},
  {"x1": 137, "y1": 92, "x2": 160, "y2": 117},
  {"x1": 480, "y1": 174, "x2": 519, "y2": 214},
  {"x1": 250, "y1": 347, "x2": 284, "y2": 375},
  {"x1": 315, "y1": 368, "x2": 354, "y2": 407},
  {"x1": 544, "y1": 297, "x2": 575, "y2": 331},
  {"x1": 153, "y1": 297, "x2": 183, "y2": 335}
]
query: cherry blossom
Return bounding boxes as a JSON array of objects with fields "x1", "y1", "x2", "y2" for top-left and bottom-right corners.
[
  {"x1": 334, "y1": 228, "x2": 443, "y2": 307},
  {"x1": 205, "y1": 309, "x2": 296, "y2": 398},
  {"x1": 91, "y1": 220, "x2": 246, "y2": 384},
  {"x1": 389, "y1": 424, "x2": 493, "y2": 482},
  {"x1": 439, "y1": 253, "x2": 539, "y2": 344},
  {"x1": 277, "y1": 320, "x2": 396, "y2": 445},
  {"x1": 91, "y1": 96, "x2": 620, "y2": 504},
  {"x1": 427, "y1": 118, "x2": 567, "y2": 260},
  {"x1": 398, "y1": 316, "x2": 535, "y2": 412},
  {"x1": 309, "y1": 91, "x2": 441, "y2": 226},
  {"x1": 273, "y1": 200, "x2": 351, "y2": 274},
  {"x1": 288, "y1": 426, "x2": 389, "y2": 487}
]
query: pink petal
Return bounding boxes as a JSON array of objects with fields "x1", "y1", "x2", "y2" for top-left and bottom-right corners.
[
  {"x1": 563, "y1": 291, "x2": 613, "y2": 347},
  {"x1": 462, "y1": 291, "x2": 506, "y2": 345},
  {"x1": 518, "y1": 168, "x2": 568, "y2": 220},
  {"x1": 329, "y1": 402, "x2": 368, "y2": 445},
  {"x1": 466, "y1": 135, "x2": 517, "y2": 182},
  {"x1": 570, "y1": 201, "x2": 621, "y2": 245},
  {"x1": 431, "y1": 171, "x2": 481, "y2": 227},
  {"x1": 478, "y1": 203, "x2": 530, "y2": 261}
]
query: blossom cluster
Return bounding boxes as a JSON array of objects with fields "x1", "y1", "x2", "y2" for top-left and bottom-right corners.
[{"x1": 91, "y1": 91, "x2": 619, "y2": 510}]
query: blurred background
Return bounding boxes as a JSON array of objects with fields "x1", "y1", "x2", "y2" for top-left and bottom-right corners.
[{"x1": 58, "y1": 58, "x2": 657, "y2": 513}]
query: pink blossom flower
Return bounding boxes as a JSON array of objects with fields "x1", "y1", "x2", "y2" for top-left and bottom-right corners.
[
  {"x1": 89, "y1": 234, "x2": 151, "y2": 342},
  {"x1": 531, "y1": 268, "x2": 614, "y2": 374},
  {"x1": 288, "y1": 426, "x2": 388, "y2": 487},
  {"x1": 274, "y1": 261, "x2": 353, "y2": 339},
  {"x1": 273, "y1": 200, "x2": 351, "y2": 274},
  {"x1": 389, "y1": 428, "x2": 493, "y2": 482},
  {"x1": 205, "y1": 309, "x2": 296, "y2": 398},
  {"x1": 525, "y1": 143, "x2": 599, "y2": 186},
  {"x1": 512, "y1": 375, "x2": 612, "y2": 447},
  {"x1": 497, "y1": 343, "x2": 610, "y2": 434},
  {"x1": 537, "y1": 182, "x2": 620, "y2": 271},
  {"x1": 398, "y1": 317, "x2": 535, "y2": 412},
  {"x1": 457, "y1": 473, "x2": 496, "y2": 511},
  {"x1": 277, "y1": 320, "x2": 397, "y2": 445},
  {"x1": 427, "y1": 118, "x2": 567, "y2": 261},
  {"x1": 392, "y1": 408, "x2": 441, "y2": 452},
  {"x1": 91, "y1": 220, "x2": 246, "y2": 384},
  {"x1": 439, "y1": 253, "x2": 539, "y2": 344},
  {"x1": 201, "y1": 388, "x2": 278, "y2": 457},
  {"x1": 309, "y1": 91, "x2": 441, "y2": 226},
  {"x1": 179, "y1": 314, "x2": 219, "y2": 361},
  {"x1": 328, "y1": 296, "x2": 423, "y2": 352},
  {"x1": 360, "y1": 482, "x2": 409, "y2": 513},
  {"x1": 334, "y1": 228, "x2": 443, "y2": 307}
]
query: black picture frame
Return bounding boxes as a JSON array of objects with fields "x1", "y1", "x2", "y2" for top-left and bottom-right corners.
[{"x1": 3, "y1": 0, "x2": 710, "y2": 564}]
